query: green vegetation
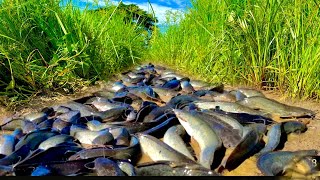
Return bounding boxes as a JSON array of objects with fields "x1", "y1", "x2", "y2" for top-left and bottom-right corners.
[
  {"x1": 95, "y1": 2, "x2": 158, "y2": 35},
  {"x1": 148, "y1": 0, "x2": 320, "y2": 100},
  {"x1": 0, "y1": 0, "x2": 151, "y2": 105}
]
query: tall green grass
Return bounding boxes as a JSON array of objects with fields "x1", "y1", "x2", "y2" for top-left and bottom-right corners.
[
  {"x1": 148, "y1": 0, "x2": 320, "y2": 100},
  {"x1": 0, "y1": 0, "x2": 146, "y2": 104}
]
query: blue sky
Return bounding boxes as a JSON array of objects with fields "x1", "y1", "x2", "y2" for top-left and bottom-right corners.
[{"x1": 69, "y1": 0, "x2": 192, "y2": 24}]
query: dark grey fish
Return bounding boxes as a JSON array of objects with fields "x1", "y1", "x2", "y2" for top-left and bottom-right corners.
[
  {"x1": 68, "y1": 136, "x2": 141, "y2": 164},
  {"x1": 15, "y1": 145, "x2": 83, "y2": 166},
  {"x1": 100, "y1": 106, "x2": 128, "y2": 122},
  {"x1": 282, "y1": 121, "x2": 307, "y2": 134},
  {"x1": 257, "y1": 150, "x2": 318, "y2": 176},
  {"x1": 167, "y1": 95, "x2": 200, "y2": 109},
  {"x1": 0, "y1": 144, "x2": 31, "y2": 166},
  {"x1": 38, "y1": 134, "x2": 75, "y2": 150},
  {"x1": 22, "y1": 120, "x2": 38, "y2": 134},
  {"x1": 14, "y1": 158, "x2": 95, "y2": 176},
  {"x1": 143, "y1": 105, "x2": 174, "y2": 122},
  {"x1": 57, "y1": 110, "x2": 81, "y2": 124},
  {"x1": 136, "y1": 161, "x2": 220, "y2": 176},
  {"x1": 36, "y1": 119, "x2": 54, "y2": 129},
  {"x1": 93, "y1": 157, "x2": 125, "y2": 176},
  {"x1": 69, "y1": 124, "x2": 88, "y2": 137},
  {"x1": 161, "y1": 79, "x2": 181, "y2": 90},
  {"x1": 93, "y1": 90, "x2": 115, "y2": 99},
  {"x1": 57, "y1": 101, "x2": 105, "y2": 118},
  {"x1": 23, "y1": 112, "x2": 48, "y2": 124},
  {"x1": 237, "y1": 96, "x2": 315, "y2": 118},
  {"x1": 0, "y1": 119, "x2": 27, "y2": 131},
  {"x1": 222, "y1": 126, "x2": 260, "y2": 170},
  {"x1": 141, "y1": 117, "x2": 179, "y2": 138},
  {"x1": 15, "y1": 129, "x2": 58, "y2": 151},
  {"x1": 55, "y1": 106, "x2": 71, "y2": 115},
  {"x1": 135, "y1": 103, "x2": 158, "y2": 122},
  {"x1": 213, "y1": 109, "x2": 275, "y2": 125},
  {"x1": 109, "y1": 127, "x2": 130, "y2": 146},
  {"x1": 52, "y1": 118, "x2": 71, "y2": 132},
  {"x1": 117, "y1": 160, "x2": 136, "y2": 176},
  {"x1": 192, "y1": 111, "x2": 243, "y2": 148},
  {"x1": 256, "y1": 123, "x2": 282, "y2": 156}
]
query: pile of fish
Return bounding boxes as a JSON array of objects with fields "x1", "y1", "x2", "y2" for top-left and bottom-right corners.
[{"x1": 0, "y1": 63, "x2": 318, "y2": 176}]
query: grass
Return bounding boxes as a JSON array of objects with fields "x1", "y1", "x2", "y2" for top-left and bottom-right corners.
[
  {"x1": 147, "y1": 0, "x2": 320, "y2": 100},
  {"x1": 0, "y1": 0, "x2": 147, "y2": 106}
]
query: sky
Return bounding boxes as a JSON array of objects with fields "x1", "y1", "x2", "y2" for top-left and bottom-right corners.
[{"x1": 67, "y1": 0, "x2": 192, "y2": 25}]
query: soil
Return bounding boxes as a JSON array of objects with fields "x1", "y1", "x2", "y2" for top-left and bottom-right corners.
[{"x1": 0, "y1": 75, "x2": 319, "y2": 177}]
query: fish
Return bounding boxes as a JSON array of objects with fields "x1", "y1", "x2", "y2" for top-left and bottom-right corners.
[
  {"x1": 15, "y1": 129, "x2": 58, "y2": 151},
  {"x1": 222, "y1": 126, "x2": 260, "y2": 170},
  {"x1": 192, "y1": 111, "x2": 242, "y2": 148},
  {"x1": 282, "y1": 121, "x2": 307, "y2": 134},
  {"x1": 194, "y1": 101, "x2": 270, "y2": 117},
  {"x1": 54, "y1": 106, "x2": 71, "y2": 115},
  {"x1": 0, "y1": 119, "x2": 27, "y2": 131},
  {"x1": 38, "y1": 134, "x2": 75, "y2": 150},
  {"x1": 68, "y1": 136, "x2": 141, "y2": 163},
  {"x1": 74, "y1": 129, "x2": 114, "y2": 145},
  {"x1": 173, "y1": 109, "x2": 222, "y2": 169},
  {"x1": 86, "y1": 120, "x2": 115, "y2": 131},
  {"x1": 109, "y1": 127, "x2": 130, "y2": 146},
  {"x1": 14, "y1": 158, "x2": 96, "y2": 176},
  {"x1": 167, "y1": 95, "x2": 200, "y2": 109},
  {"x1": 197, "y1": 91, "x2": 236, "y2": 102},
  {"x1": 213, "y1": 109, "x2": 275, "y2": 125},
  {"x1": 57, "y1": 101, "x2": 106, "y2": 118},
  {"x1": 52, "y1": 118, "x2": 71, "y2": 132},
  {"x1": 15, "y1": 145, "x2": 83, "y2": 166},
  {"x1": 256, "y1": 123, "x2": 282, "y2": 156},
  {"x1": 117, "y1": 160, "x2": 136, "y2": 176},
  {"x1": 141, "y1": 117, "x2": 179, "y2": 138},
  {"x1": 200, "y1": 110, "x2": 244, "y2": 137},
  {"x1": 238, "y1": 88, "x2": 265, "y2": 96},
  {"x1": 92, "y1": 157, "x2": 125, "y2": 176},
  {"x1": 163, "y1": 125, "x2": 195, "y2": 160},
  {"x1": 257, "y1": 150, "x2": 318, "y2": 176},
  {"x1": 0, "y1": 144, "x2": 31, "y2": 166},
  {"x1": 23, "y1": 112, "x2": 48, "y2": 124},
  {"x1": 36, "y1": 119, "x2": 54, "y2": 129},
  {"x1": 237, "y1": 96, "x2": 315, "y2": 118},
  {"x1": 69, "y1": 124, "x2": 88, "y2": 136},
  {"x1": 136, "y1": 161, "x2": 220, "y2": 176},
  {"x1": 136, "y1": 133, "x2": 195, "y2": 163},
  {"x1": 56, "y1": 110, "x2": 81, "y2": 124},
  {"x1": 0, "y1": 134, "x2": 16, "y2": 156},
  {"x1": 21, "y1": 120, "x2": 38, "y2": 134}
]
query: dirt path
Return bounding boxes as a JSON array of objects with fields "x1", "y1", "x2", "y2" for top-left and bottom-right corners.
[{"x1": 0, "y1": 80, "x2": 319, "y2": 177}]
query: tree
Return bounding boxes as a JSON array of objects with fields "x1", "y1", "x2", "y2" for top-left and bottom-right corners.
[{"x1": 95, "y1": 2, "x2": 158, "y2": 34}]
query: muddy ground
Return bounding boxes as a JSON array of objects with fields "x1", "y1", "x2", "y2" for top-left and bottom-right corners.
[{"x1": 0, "y1": 78, "x2": 319, "y2": 177}]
